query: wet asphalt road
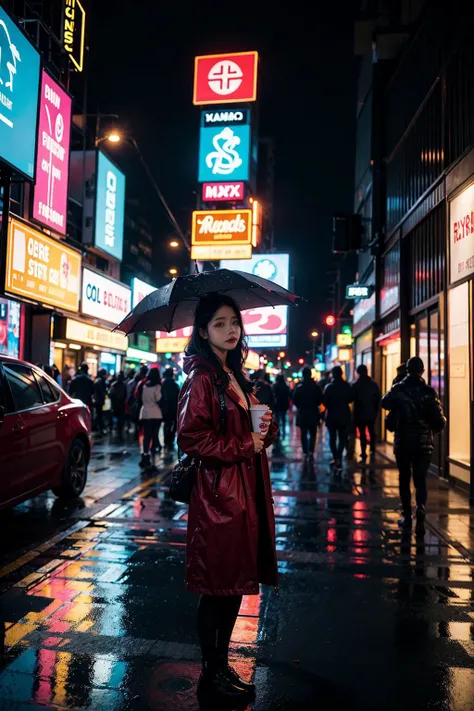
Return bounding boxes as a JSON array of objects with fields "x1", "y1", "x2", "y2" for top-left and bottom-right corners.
[{"x1": 0, "y1": 426, "x2": 473, "y2": 711}]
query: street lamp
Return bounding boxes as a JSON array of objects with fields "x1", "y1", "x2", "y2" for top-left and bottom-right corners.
[
  {"x1": 169, "y1": 268, "x2": 178, "y2": 276},
  {"x1": 169, "y1": 240, "x2": 180, "y2": 248},
  {"x1": 106, "y1": 131, "x2": 121, "y2": 143}
]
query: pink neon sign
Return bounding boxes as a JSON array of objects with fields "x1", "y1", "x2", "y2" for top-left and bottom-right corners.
[{"x1": 33, "y1": 71, "x2": 72, "y2": 235}]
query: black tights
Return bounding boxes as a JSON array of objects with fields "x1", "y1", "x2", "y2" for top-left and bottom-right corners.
[{"x1": 197, "y1": 594, "x2": 243, "y2": 669}]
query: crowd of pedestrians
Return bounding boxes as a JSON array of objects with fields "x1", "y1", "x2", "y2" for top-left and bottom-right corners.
[
  {"x1": 51, "y1": 362, "x2": 181, "y2": 470},
  {"x1": 40, "y1": 348, "x2": 446, "y2": 535}
]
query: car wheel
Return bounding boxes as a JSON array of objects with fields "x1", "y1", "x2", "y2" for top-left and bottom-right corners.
[{"x1": 52, "y1": 439, "x2": 88, "y2": 499}]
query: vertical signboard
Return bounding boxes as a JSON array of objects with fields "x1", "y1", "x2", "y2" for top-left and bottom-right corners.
[
  {"x1": 0, "y1": 5, "x2": 41, "y2": 179},
  {"x1": 33, "y1": 71, "x2": 72, "y2": 235},
  {"x1": 94, "y1": 151, "x2": 126, "y2": 261},
  {"x1": 220, "y1": 254, "x2": 290, "y2": 348},
  {"x1": 62, "y1": 0, "x2": 86, "y2": 72},
  {"x1": 194, "y1": 52, "x2": 258, "y2": 105}
]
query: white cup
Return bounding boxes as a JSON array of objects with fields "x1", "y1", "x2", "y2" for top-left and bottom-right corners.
[{"x1": 250, "y1": 405, "x2": 269, "y2": 436}]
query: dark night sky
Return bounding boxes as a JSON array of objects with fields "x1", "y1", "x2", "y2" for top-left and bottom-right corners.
[{"x1": 88, "y1": 1, "x2": 358, "y2": 358}]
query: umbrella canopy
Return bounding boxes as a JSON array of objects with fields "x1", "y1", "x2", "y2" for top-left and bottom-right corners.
[{"x1": 114, "y1": 269, "x2": 299, "y2": 335}]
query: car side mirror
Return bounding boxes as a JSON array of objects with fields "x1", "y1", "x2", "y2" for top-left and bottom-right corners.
[{"x1": 0, "y1": 406, "x2": 4, "y2": 424}]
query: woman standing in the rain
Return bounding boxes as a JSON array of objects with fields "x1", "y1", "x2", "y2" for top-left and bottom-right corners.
[{"x1": 177, "y1": 293, "x2": 278, "y2": 702}]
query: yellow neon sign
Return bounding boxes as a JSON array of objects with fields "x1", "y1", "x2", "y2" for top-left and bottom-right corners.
[{"x1": 63, "y1": 0, "x2": 86, "y2": 72}]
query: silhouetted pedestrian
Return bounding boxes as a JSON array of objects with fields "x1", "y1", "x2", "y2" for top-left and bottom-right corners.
[
  {"x1": 254, "y1": 369, "x2": 275, "y2": 409},
  {"x1": 272, "y1": 374, "x2": 291, "y2": 436},
  {"x1": 69, "y1": 363, "x2": 94, "y2": 408},
  {"x1": 293, "y1": 367, "x2": 323, "y2": 458},
  {"x1": 351, "y1": 364, "x2": 381, "y2": 463},
  {"x1": 381, "y1": 357, "x2": 446, "y2": 530},
  {"x1": 393, "y1": 363, "x2": 407, "y2": 386},
  {"x1": 94, "y1": 369, "x2": 108, "y2": 435},
  {"x1": 324, "y1": 366, "x2": 353, "y2": 467},
  {"x1": 110, "y1": 371, "x2": 128, "y2": 439},
  {"x1": 139, "y1": 368, "x2": 163, "y2": 469},
  {"x1": 161, "y1": 367, "x2": 180, "y2": 449}
]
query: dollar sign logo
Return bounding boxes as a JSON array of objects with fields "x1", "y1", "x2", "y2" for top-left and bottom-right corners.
[{"x1": 206, "y1": 127, "x2": 243, "y2": 176}]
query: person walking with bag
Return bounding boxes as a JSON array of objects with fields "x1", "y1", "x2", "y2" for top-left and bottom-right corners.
[
  {"x1": 381, "y1": 357, "x2": 446, "y2": 530},
  {"x1": 139, "y1": 368, "x2": 163, "y2": 469},
  {"x1": 177, "y1": 294, "x2": 278, "y2": 703}
]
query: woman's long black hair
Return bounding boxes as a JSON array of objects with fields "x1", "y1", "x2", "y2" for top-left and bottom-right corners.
[{"x1": 186, "y1": 293, "x2": 253, "y2": 394}]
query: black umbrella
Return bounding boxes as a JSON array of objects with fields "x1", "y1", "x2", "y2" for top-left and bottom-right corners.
[{"x1": 114, "y1": 269, "x2": 299, "y2": 335}]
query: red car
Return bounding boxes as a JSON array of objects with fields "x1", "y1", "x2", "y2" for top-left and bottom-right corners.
[{"x1": 0, "y1": 356, "x2": 91, "y2": 510}]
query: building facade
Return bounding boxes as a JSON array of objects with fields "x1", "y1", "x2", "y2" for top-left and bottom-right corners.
[{"x1": 353, "y1": 1, "x2": 474, "y2": 499}]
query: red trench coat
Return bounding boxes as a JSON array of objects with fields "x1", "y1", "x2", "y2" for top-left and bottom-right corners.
[{"x1": 177, "y1": 355, "x2": 279, "y2": 596}]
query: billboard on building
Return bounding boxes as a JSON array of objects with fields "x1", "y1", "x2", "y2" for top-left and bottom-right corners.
[
  {"x1": 32, "y1": 70, "x2": 72, "y2": 235},
  {"x1": 94, "y1": 151, "x2": 126, "y2": 261},
  {"x1": 193, "y1": 51, "x2": 258, "y2": 105},
  {"x1": 132, "y1": 277, "x2": 156, "y2": 309},
  {"x1": 81, "y1": 268, "x2": 131, "y2": 326},
  {"x1": 220, "y1": 254, "x2": 290, "y2": 348},
  {"x1": 5, "y1": 217, "x2": 81, "y2": 312},
  {"x1": 198, "y1": 124, "x2": 250, "y2": 183},
  {"x1": 0, "y1": 5, "x2": 41, "y2": 179},
  {"x1": 191, "y1": 209, "x2": 252, "y2": 261},
  {"x1": 450, "y1": 182, "x2": 474, "y2": 284}
]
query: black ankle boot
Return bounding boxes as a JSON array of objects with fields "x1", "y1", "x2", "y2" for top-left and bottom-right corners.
[
  {"x1": 220, "y1": 662, "x2": 256, "y2": 694},
  {"x1": 198, "y1": 662, "x2": 249, "y2": 699}
]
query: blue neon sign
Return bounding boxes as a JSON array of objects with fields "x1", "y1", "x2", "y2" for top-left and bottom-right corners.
[
  {"x1": 0, "y1": 6, "x2": 40, "y2": 179},
  {"x1": 94, "y1": 151, "x2": 126, "y2": 261},
  {"x1": 198, "y1": 124, "x2": 250, "y2": 183}
]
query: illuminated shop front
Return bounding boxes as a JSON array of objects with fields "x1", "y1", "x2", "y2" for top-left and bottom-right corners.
[
  {"x1": 52, "y1": 318, "x2": 128, "y2": 378},
  {"x1": 447, "y1": 169, "x2": 474, "y2": 494}
]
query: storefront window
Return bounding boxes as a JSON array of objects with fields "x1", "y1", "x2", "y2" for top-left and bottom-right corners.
[
  {"x1": 100, "y1": 352, "x2": 118, "y2": 376},
  {"x1": 0, "y1": 298, "x2": 21, "y2": 358},
  {"x1": 448, "y1": 283, "x2": 470, "y2": 468}
]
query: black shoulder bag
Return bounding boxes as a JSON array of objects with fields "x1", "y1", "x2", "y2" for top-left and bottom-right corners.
[{"x1": 169, "y1": 375, "x2": 226, "y2": 504}]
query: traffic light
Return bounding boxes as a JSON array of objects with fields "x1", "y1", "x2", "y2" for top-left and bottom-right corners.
[
  {"x1": 325, "y1": 315, "x2": 336, "y2": 327},
  {"x1": 278, "y1": 351, "x2": 286, "y2": 359},
  {"x1": 298, "y1": 358, "x2": 304, "y2": 365}
]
